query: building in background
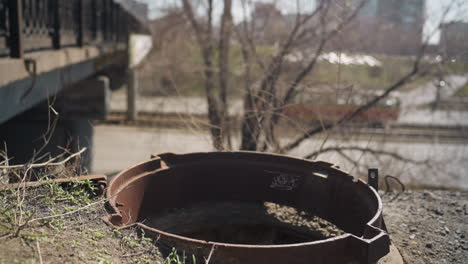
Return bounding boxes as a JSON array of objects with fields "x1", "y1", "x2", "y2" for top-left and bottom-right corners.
[
  {"x1": 237, "y1": 0, "x2": 427, "y2": 55},
  {"x1": 344, "y1": 0, "x2": 426, "y2": 55},
  {"x1": 251, "y1": 3, "x2": 288, "y2": 44},
  {"x1": 440, "y1": 22, "x2": 468, "y2": 60},
  {"x1": 119, "y1": 0, "x2": 149, "y2": 22},
  {"x1": 274, "y1": 0, "x2": 426, "y2": 55}
]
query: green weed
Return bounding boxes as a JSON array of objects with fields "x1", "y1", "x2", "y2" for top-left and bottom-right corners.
[
  {"x1": 455, "y1": 82, "x2": 468, "y2": 97},
  {"x1": 165, "y1": 248, "x2": 196, "y2": 264}
]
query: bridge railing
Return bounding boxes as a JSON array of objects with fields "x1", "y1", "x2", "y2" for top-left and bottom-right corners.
[{"x1": 0, "y1": 0, "x2": 146, "y2": 58}]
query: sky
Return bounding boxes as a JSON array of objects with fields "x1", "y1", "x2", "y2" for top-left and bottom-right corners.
[{"x1": 139, "y1": 0, "x2": 468, "y2": 44}]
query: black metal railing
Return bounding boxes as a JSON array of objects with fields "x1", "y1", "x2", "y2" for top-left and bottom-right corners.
[
  {"x1": 0, "y1": 1, "x2": 8, "y2": 56},
  {"x1": 0, "y1": 0, "x2": 146, "y2": 58},
  {"x1": 22, "y1": 0, "x2": 54, "y2": 51}
]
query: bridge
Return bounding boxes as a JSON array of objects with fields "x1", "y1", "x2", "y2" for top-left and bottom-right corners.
[{"x1": 0, "y1": 0, "x2": 151, "y2": 170}]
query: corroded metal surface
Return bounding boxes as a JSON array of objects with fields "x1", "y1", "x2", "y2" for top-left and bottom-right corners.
[{"x1": 106, "y1": 152, "x2": 391, "y2": 264}]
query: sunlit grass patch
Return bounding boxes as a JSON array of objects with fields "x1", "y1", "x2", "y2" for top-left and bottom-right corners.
[{"x1": 454, "y1": 82, "x2": 468, "y2": 97}]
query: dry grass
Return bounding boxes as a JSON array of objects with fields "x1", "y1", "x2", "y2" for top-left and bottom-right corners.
[{"x1": 0, "y1": 174, "x2": 165, "y2": 264}]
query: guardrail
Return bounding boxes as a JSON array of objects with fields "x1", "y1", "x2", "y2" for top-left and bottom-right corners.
[{"x1": 0, "y1": 0, "x2": 146, "y2": 58}]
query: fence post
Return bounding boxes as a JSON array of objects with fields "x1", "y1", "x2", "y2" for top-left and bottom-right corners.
[
  {"x1": 8, "y1": 0, "x2": 24, "y2": 58},
  {"x1": 78, "y1": 0, "x2": 84, "y2": 46},
  {"x1": 368, "y1": 168, "x2": 379, "y2": 191},
  {"x1": 52, "y1": 1, "x2": 61, "y2": 49},
  {"x1": 91, "y1": 0, "x2": 97, "y2": 41},
  {"x1": 127, "y1": 69, "x2": 139, "y2": 121},
  {"x1": 104, "y1": 0, "x2": 110, "y2": 41}
]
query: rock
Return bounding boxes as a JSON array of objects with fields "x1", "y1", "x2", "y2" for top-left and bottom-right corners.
[
  {"x1": 423, "y1": 191, "x2": 437, "y2": 200},
  {"x1": 434, "y1": 208, "x2": 444, "y2": 215},
  {"x1": 426, "y1": 243, "x2": 433, "y2": 249}
]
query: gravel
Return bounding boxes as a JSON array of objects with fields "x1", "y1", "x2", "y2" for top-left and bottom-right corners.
[{"x1": 382, "y1": 190, "x2": 467, "y2": 264}]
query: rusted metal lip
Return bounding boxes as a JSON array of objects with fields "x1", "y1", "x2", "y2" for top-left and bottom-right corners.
[
  {"x1": 136, "y1": 222, "x2": 358, "y2": 248},
  {"x1": 105, "y1": 152, "x2": 391, "y2": 264}
]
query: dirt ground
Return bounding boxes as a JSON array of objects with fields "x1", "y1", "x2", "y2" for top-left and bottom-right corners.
[
  {"x1": 146, "y1": 201, "x2": 344, "y2": 246},
  {"x1": 0, "y1": 206, "x2": 164, "y2": 264},
  {"x1": 382, "y1": 190, "x2": 467, "y2": 264},
  {"x1": 0, "y1": 182, "x2": 166, "y2": 264},
  {"x1": 0, "y1": 188, "x2": 466, "y2": 264}
]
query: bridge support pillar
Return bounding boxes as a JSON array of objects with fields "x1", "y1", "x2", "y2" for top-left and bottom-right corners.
[
  {"x1": 0, "y1": 112, "x2": 94, "y2": 179},
  {"x1": 53, "y1": 76, "x2": 111, "y2": 120},
  {"x1": 0, "y1": 75, "x2": 112, "y2": 179},
  {"x1": 127, "y1": 69, "x2": 139, "y2": 121}
]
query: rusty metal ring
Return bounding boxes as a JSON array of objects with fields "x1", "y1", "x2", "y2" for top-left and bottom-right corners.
[{"x1": 105, "y1": 152, "x2": 390, "y2": 264}]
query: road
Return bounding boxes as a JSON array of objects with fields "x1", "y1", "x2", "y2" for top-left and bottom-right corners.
[
  {"x1": 398, "y1": 75, "x2": 468, "y2": 126},
  {"x1": 398, "y1": 75, "x2": 467, "y2": 109},
  {"x1": 92, "y1": 125, "x2": 468, "y2": 190}
]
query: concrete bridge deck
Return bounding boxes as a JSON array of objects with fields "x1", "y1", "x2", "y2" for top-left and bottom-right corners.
[
  {"x1": 0, "y1": 0, "x2": 148, "y2": 124},
  {"x1": 0, "y1": 44, "x2": 127, "y2": 123},
  {"x1": 0, "y1": 0, "x2": 150, "y2": 170}
]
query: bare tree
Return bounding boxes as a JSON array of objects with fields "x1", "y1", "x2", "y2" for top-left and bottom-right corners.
[
  {"x1": 176, "y1": 0, "x2": 467, "y2": 172},
  {"x1": 181, "y1": 0, "x2": 228, "y2": 150}
]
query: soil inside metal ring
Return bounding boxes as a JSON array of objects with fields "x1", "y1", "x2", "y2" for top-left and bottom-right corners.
[{"x1": 145, "y1": 201, "x2": 344, "y2": 245}]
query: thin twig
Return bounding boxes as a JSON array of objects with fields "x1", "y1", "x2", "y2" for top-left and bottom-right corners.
[
  {"x1": 122, "y1": 251, "x2": 148, "y2": 258},
  {"x1": 304, "y1": 146, "x2": 427, "y2": 165},
  {"x1": 29, "y1": 198, "x2": 105, "y2": 224},
  {"x1": 0, "y1": 148, "x2": 87, "y2": 170},
  {"x1": 383, "y1": 175, "x2": 406, "y2": 202},
  {"x1": 36, "y1": 240, "x2": 44, "y2": 264},
  {"x1": 205, "y1": 244, "x2": 216, "y2": 264}
]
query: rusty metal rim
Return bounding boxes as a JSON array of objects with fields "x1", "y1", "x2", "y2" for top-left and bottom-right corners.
[
  {"x1": 131, "y1": 223, "x2": 376, "y2": 248},
  {"x1": 110, "y1": 174, "x2": 383, "y2": 248},
  {"x1": 105, "y1": 152, "x2": 390, "y2": 263}
]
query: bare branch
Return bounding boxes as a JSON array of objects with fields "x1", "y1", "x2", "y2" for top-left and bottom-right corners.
[
  {"x1": 240, "y1": 2, "x2": 327, "y2": 150},
  {"x1": 181, "y1": 0, "x2": 205, "y2": 47},
  {"x1": 219, "y1": 0, "x2": 234, "y2": 148},
  {"x1": 28, "y1": 198, "x2": 105, "y2": 224},
  {"x1": 304, "y1": 146, "x2": 428, "y2": 165},
  {"x1": 0, "y1": 148, "x2": 87, "y2": 170},
  {"x1": 181, "y1": 0, "x2": 224, "y2": 150},
  {"x1": 280, "y1": 0, "x2": 460, "y2": 153},
  {"x1": 281, "y1": 59, "x2": 424, "y2": 153}
]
